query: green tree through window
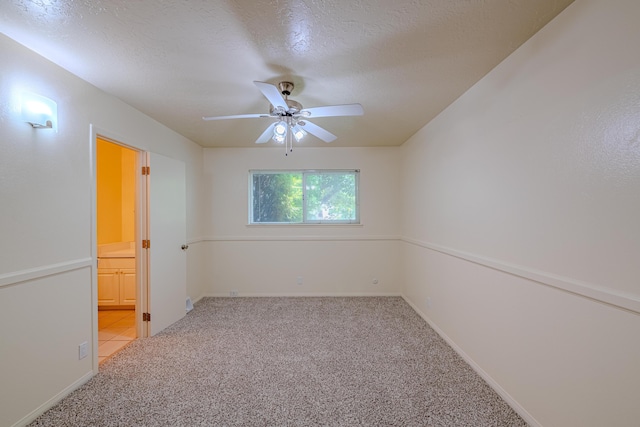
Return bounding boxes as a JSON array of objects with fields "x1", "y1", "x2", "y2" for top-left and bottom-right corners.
[
  {"x1": 250, "y1": 170, "x2": 359, "y2": 224},
  {"x1": 252, "y1": 172, "x2": 303, "y2": 222}
]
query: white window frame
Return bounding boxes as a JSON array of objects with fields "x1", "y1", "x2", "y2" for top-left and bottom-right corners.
[{"x1": 249, "y1": 169, "x2": 360, "y2": 225}]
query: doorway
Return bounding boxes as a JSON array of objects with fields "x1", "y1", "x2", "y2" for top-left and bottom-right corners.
[
  {"x1": 91, "y1": 128, "x2": 188, "y2": 370},
  {"x1": 96, "y1": 137, "x2": 140, "y2": 363}
]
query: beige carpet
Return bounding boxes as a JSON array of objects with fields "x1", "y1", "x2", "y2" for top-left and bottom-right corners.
[{"x1": 30, "y1": 297, "x2": 526, "y2": 426}]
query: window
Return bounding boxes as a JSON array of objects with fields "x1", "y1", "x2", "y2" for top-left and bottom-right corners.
[{"x1": 250, "y1": 170, "x2": 359, "y2": 224}]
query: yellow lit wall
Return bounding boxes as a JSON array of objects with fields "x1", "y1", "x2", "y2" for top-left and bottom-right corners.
[
  {"x1": 97, "y1": 138, "x2": 136, "y2": 244},
  {"x1": 120, "y1": 146, "x2": 136, "y2": 242}
]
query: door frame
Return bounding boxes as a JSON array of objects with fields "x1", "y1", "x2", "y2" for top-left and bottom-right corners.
[{"x1": 90, "y1": 125, "x2": 149, "y2": 373}]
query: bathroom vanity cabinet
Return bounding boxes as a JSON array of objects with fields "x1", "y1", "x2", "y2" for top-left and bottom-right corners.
[{"x1": 97, "y1": 257, "x2": 136, "y2": 307}]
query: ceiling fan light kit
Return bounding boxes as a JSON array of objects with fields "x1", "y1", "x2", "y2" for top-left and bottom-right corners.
[{"x1": 203, "y1": 81, "x2": 363, "y2": 156}]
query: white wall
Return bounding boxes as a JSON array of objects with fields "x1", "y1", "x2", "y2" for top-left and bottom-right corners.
[
  {"x1": 4, "y1": 0, "x2": 640, "y2": 425},
  {"x1": 202, "y1": 147, "x2": 401, "y2": 296},
  {"x1": 0, "y1": 34, "x2": 205, "y2": 426},
  {"x1": 400, "y1": 1, "x2": 640, "y2": 426}
]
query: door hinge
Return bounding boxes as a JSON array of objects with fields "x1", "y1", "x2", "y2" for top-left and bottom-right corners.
[
  {"x1": 142, "y1": 239, "x2": 150, "y2": 249},
  {"x1": 142, "y1": 166, "x2": 150, "y2": 175},
  {"x1": 143, "y1": 312, "x2": 151, "y2": 322}
]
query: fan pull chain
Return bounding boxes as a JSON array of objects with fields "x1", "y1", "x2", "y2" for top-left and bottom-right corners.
[
  {"x1": 284, "y1": 117, "x2": 294, "y2": 156},
  {"x1": 285, "y1": 126, "x2": 290, "y2": 156},
  {"x1": 285, "y1": 122, "x2": 289, "y2": 156},
  {"x1": 290, "y1": 118, "x2": 294, "y2": 153},
  {"x1": 289, "y1": 128, "x2": 293, "y2": 154}
]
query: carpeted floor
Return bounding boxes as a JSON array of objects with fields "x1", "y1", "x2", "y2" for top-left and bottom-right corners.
[{"x1": 30, "y1": 297, "x2": 526, "y2": 426}]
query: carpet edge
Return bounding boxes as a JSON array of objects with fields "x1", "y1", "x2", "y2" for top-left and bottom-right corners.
[{"x1": 401, "y1": 294, "x2": 540, "y2": 427}]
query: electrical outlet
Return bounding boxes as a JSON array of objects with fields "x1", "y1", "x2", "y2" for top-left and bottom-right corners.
[
  {"x1": 78, "y1": 341, "x2": 88, "y2": 360},
  {"x1": 296, "y1": 276, "x2": 303, "y2": 285},
  {"x1": 229, "y1": 290, "x2": 238, "y2": 297}
]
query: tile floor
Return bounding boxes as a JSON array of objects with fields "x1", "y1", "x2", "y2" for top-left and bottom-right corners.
[{"x1": 98, "y1": 309, "x2": 136, "y2": 364}]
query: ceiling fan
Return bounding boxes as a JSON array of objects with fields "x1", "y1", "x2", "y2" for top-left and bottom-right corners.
[{"x1": 203, "y1": 81, "x2": 363, "y2": 155}]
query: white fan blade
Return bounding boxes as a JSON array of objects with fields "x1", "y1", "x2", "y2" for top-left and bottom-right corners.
[
  {"x1": 300, "y1": 103, "x2": 363, "y2": 118},
  {"x1": 254, "y1": 81, "x2": 288, "y2": 110},
  {"x1": 300, "y1": 120, "x2": 337, "y2": 143},
  {"x1": 256, "y1": 122, "x2": 277, "y2": 144},
  {"x1": 203, "y1": 113, "x2": 269, "y2": 121}
]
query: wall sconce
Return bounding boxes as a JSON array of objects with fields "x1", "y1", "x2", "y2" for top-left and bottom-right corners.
[{"x1": 21, "y1": 92, "x2": 56, "y2": 129}]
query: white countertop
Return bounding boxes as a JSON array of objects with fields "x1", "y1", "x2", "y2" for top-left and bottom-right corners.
[{"x1": 98, "y1": 242, "x2": 135, "y2": 258}]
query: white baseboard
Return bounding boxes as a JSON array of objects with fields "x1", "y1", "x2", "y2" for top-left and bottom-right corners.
[
  {"x1": 12, "y1": 370, "x2": 94, "y2": 427},
  {"x1": 191, "y1": 294, "x2": 206, "y2": 304},
  {"x1": 202, "y1": 292, "x2": 402, "y2": 298},
  {"x1": 401, "y1": 295, "x2": 542, "y2": 427}
]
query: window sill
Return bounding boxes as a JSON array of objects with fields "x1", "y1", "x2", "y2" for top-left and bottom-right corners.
[{"x1": 246, "y1": 223, "x2": 363, "y2": 227}]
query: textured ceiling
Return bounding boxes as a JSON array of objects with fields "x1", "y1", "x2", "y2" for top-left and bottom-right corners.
[{"x1": 1, "y1": 0, "x2": 573, "y2": 148}]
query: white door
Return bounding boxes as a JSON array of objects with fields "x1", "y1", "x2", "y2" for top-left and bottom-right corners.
[{"x1": 147, "y1": 152, "x2": 187, "y2": 336}]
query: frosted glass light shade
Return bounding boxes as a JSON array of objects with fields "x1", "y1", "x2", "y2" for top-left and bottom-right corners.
[{"x1": 21, "y1": 92, "x2": 56, "y2": 129}]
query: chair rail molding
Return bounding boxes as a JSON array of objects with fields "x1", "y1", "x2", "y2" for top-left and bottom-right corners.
[{"x1": 402, "y1": 237, "x2": 640, "y2": 315}]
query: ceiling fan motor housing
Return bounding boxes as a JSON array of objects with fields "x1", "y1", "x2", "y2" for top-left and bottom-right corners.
[
  {"x1": 267, "y1": 81, "x2": 301, "y2": 115},
  {"x1": 270, "y1": 99, "x2": 303, "y2": 115}
]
